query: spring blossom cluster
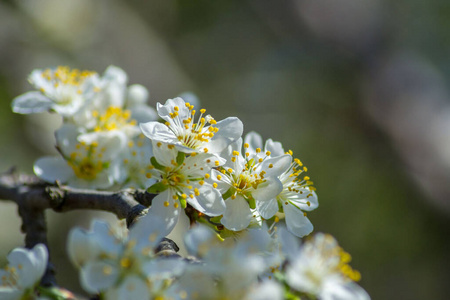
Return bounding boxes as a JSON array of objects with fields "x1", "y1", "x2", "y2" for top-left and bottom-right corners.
[{"x1": 3, "y1": 65, "x2": 370, "y2": 300}]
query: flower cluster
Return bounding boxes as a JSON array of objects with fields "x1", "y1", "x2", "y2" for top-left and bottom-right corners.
[
  {"x1": 8, "y1": 66, "x2": 370, "y2": 300},
  {"x1": 14, "y1": 66, "x2": 158, "y2": 190},
  {"x1": 67, "y1": 214, "x2": 184, "y2": 299}
]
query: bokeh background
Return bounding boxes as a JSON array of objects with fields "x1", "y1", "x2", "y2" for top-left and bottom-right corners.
[{"x1": 1, "y1": 0, "x2": 450, "y2": 299}]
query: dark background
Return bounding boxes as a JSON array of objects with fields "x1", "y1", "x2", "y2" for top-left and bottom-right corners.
[{"x1": 1, "y1": 1, "x2": 450, "y2": 298}]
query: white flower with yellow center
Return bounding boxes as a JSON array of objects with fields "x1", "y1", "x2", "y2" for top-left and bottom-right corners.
[
  {"x1": 278, "y1": 156, "x2": 318, "y2": 237},
  {"x1": 210, "y1": 138, "x2": 292, "y2": 231},
  {"x1": 145, "y1": 141, "x2": 226, "y2": 233},
  {"x1": 244, "y1": 131, "x2": 319, "y2": 237},
  {"x1": 77, "y1": 106, "x2": 141, "y2": 151},
  {"x1": 167, "y1": 225, "x2": 275, "y2": 300},
  {"x1": 68, "y1": 214, "x2": 183, "y2": 300},
  {"x1": 12, "y1": 66, "x2": 99, "y2": 116},
  {"x1": 286, "y1": 233, "x2": 370, "y2": 300},
  {"x1": 34, "y1": 124, "x2": 121, "y2": 189},
  {"x1": 73, "y1": 66, "x2": 157, "y2": 128},
  {"x1": 0, "y1": 244, "x2": 48, "y2": 300},
  {"x1": 140, "y1": 97, "x2": 243, "y2": 155}
]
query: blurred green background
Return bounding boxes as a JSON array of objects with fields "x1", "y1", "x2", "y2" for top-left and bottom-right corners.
[{"x1": 1, "y1": 0, "x2": 450, "y2": 299}]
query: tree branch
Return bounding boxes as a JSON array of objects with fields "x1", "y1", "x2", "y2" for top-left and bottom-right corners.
[{"x1": 0, "y1": 168, "x2": 156, "y2": 219}]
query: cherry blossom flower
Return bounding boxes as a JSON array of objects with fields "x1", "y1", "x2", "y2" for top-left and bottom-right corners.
[
  {"x1": 0, "y1": 244, "x2": 48, "y2": 300},
  {"x1": 140, "y1": 97, "x2": 243, "y2": 155},
  {"x1": 286, "y1": 233, "x2": 370, "y2": 300}
]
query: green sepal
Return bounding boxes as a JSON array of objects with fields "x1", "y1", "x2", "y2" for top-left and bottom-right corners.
[
  {"x1": 150, "y1": 156, "x2": 165, "y2": 170},
  {"x1": 210, "y1": 215, "x2": 223, "y2": 223},
  {"x1": 147, "y1": 181, "x2": 168, "y2": 194},
  {"x1": 278, "y1": 199, "x2": 284, "y2": 213},
  {"x1": 221, "y1": 187, "x2": 234, "y2": 200},
  {"x1": 176, "y1": 151, "x2": 185, "y2": 166},
  {"x1": 247, "y1": 196, "x2": 256, "y2": 210},
  {"x1": 179, "y1": 197, "x2": 187, "y2": 209}
]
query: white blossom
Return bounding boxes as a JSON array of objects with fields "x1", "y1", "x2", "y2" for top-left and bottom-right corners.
[
  {"x1": 210, "y1": 137, "x2": 292, "y2": 231},
  {"x1": 67, "y1": 214, "x2": 184, "y2": 299},
  {"x1": 145, "y1": 141, "x2": 226, "y2": 233},
  {"x1": 0, "y1": 244, "x2": 48, "y2": 300},
  {"x1": 12, "y1": 66, "x2": 99, "y2": 117},
  {"x1": 286, "y1": 233, "x2": 370, "y2": 300},
  {"x1": 140, "y1": 97, "x2": 243, "y2": 155}
]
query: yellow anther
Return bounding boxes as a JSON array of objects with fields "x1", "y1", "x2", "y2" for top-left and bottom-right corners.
[
  {"x1": 205, "y1": 173, "x2": 210, "y2": 179},
  {"x1": 146, "y1": 173, "x2": 152, "y2": 178},
  {"x1": 217, "y1": 175, "x2": 222, "y2": 180},
  {"x1": 128, "y1": 141, "x2": 134, "y2": 148},
  {"x1": 266, "y1": 151, "x2": 271, "y2": 156},
  {"x1": 244, "y1": 143, "x2": 249, "y2": 148},
  {"x1": 157, "y1": 142, "x2": 162, "y2": 147},
  {"x1": 256, "y1": 148, "x2": 261, "y2": 153},
  {"x1": 213, "y1": 183, "x2": 218, "y2": 188},
  {"x1": 204, "y1": 148, "x2": 209, "y2": 153},
  {"x1": 268, "y1": 164, "x2": 273, "y2": 168},
  {"x1": 215, "y1": 161, "x2": 220, "y2": 166},
  {"x1": 232, "y1": 151, "x2": 240, "y2": 156},
  {"x1": 200, "y1": 109, "x2": 206, "y2": 113},
  {"x1": 164, "y1": 201, "x2": 170, "y2": 207},
  {"x1": 174, "y1": 106, "x2": 179, "y2": 112},
  {"x1": 199, "y1": 180, "x2": 205, "y2": 185},
  {"x1": 174, "y1": 202, "x2": 179, "y2": 208}
]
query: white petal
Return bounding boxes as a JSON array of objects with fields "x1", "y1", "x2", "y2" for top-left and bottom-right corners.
[
  {"x1": 245, "y1": 280, "x2": 283, "y2": 300},
  {"x1": 129, "y1": 213, "x2": 171, "y2": 251},
  {"x1": 284, "y1": 203, "x2": 314, "y2": 237},
  {"x1": 157, "y1": 98, "x2": 190, "y2": 122},
  {"x1": 147, "y1": 190, "x2": 180, "y2": 234},
  {"x1": 322, "y1": 279, "x2": 371, "y2": 300},
  {"x1": 252, "y1": 177, "x2": 283, "y2": 202},
  {"x1": 127, "y1": 84, "x2": 148, "y2": 106},
  {"x1": 221, "y1": 196, "x2": 252, "y2": 231},
  {"x1": 184, "y1": 225, "x2": 215, "y2": 256},
  {"x1": 142, "y1": 258, "x2": 185, "y2": 279},
  {"x1": 7, "y1": 245, "x2": 48, "y2": 288},
  {"x1": 151, "y1": 140, "x2": 178, "y2": 167},
  {"x1": 255, "y1": 198, "x2": 279, "y2": 219},
  {"x1": 116, "y1": 276, "x2": 150, "y2": 300},
  {"x1": 193, "y1": 185, "x2": 226, "y2": 216},
  {"x1": 129, "y1": 105, "x2": 158, "y2": 123},
  {"x1": 34, "y1": 156, "x2": 73, "y2": 183},
  {"x1": 258, "y1": 154, "x2": 292, "y2": 177},
  {"x1": 265, "y1": 139, "x2": 285, "y2": 157},
  {"x1": 207, "y1": 117, "x2": 243, "y2": 153},
  {"x1": 55, "y1": 124, "x2": 81, "y2": 155},
  {"x1": 177, "y1": 92, "x2": 200, "y2": 108},
  {"x1": 11, "y1": 91, "x2": 52, "y2": 114},
  {"x1": 0, "y1": 288, "x2": 23, "y2": 300},
  {"x1": 80, "y1": 261, "x2": 119, "y2": 293},
  {"x1": 140, "y1": 122, "x2": 178, "y2": 145},
  {"x1": 288, "y1": 190, "x2": 319, "y2": 212},
  {"x1": 244, "y1": 131, "x2": 263, "y2": 154}
]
